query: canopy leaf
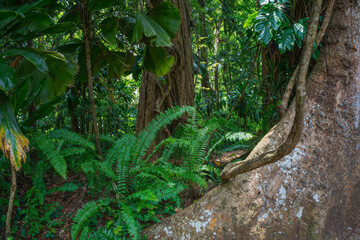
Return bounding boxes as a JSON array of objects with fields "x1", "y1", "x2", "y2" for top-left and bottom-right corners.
[
  {"x1": 100, "y1": 17, "x2": 119, "y2": 44},
  {"x1": 132, "y1": 1, "x2": 180, "y2": 47},
  {"x1": 0, "y1": 58, "x2": 15, "y2": 92},
  {"x1": 144, "y1": 46, "x2": 174, "y2": 76},
  {"x1": 0, "y1": 96, "x2": 29, "y2": 170}
]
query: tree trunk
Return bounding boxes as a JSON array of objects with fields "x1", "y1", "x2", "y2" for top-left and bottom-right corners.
[
  {"x1": 81, "y1": 2, "x2": 103, "y2": 160},
  {"x1": 5, "y1": 164, "x2": 16, "y2": 238},
  {"x1": 197, "y1": 0, "x2": 212, "y2": 100},
  {"x1": 136, "y1": 0, "x2": 194, "y2": 135},
  {"x1": 144, "y1": 1, "x2": 360, "y2": 239},
  {"x1": 214, "y1": 21, "x2": 221, "y2": 108},
  {"x1": 69, "y1": 85, "x2": 79, "y2": 133}
]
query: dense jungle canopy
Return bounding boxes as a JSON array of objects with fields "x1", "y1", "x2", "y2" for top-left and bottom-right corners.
[{"x1": 1, "y1": 0, "x2": 359, "y2": 239}]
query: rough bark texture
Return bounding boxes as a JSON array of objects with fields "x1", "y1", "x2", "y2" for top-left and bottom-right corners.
[
  {"x1": 136, "y1": 0, "x2": 194, "y2": 134},
  {"x1": 144, "y1": 1, "x2": 360, "y2": 239}
]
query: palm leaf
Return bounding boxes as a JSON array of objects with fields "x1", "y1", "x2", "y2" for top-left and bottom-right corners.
[{"x1": 0, "y1": 96, "x2": 29, "y2": 170}]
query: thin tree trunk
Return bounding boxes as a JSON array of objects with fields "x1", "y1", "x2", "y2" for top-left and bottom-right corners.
[
  {"x1": 197, "y1": 0, "x2": 212, "y2": 101},
  {"x1": 214, "y1": 21, "x2": 221, "y2": 108},
  {"x1": 5, "y1": 164, "x2": 16, "y2": 239},
  {"x1": 81, "y1": 2, "x2": 103, "y2": 160}
]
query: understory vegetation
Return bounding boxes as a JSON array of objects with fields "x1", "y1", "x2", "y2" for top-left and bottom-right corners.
[{"x1": 0, "y1": 0, "x2": 317, "y2": 239}]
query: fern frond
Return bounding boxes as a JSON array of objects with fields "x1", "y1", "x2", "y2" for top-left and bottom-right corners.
[
  {"x1": 225, "y1": 131, "x2": 253, "y2": 142},
  {"x1": 81, "y1": 160, "x2": 116, "y2": 180},
  {"x1": 115, "y1": 134, "x2": 137, "y2": 195},
  {"x1": 90, "y1": 228, "x2": 121, "y2": 240},
  {"x1": 152, "y1": 182, "x2": 185, "y2": 203},
  {"x1": 72, "y1": 201, "x2": 101, "y2": 239},
  {"x1": 128, "y1": 189, "x2": 157, "y2": 202},
  {"x1": 62, "y1": 147, "x2": 86, "y2": 157},
  {"x1": 105, "y1": 135, "x2": 134, "y2": 167},
  {"x1": 33, "y1": 160, "x2": 47, "y2": 204},
  {"x1": 184, "y1": 127, "x2": 211, "y2": 171},
  {"x1": 121, "y1": 203, "x2": 140, "y2": 240},
  {"x1": 171, "y1": 167, "x2": 207, "y2": 189},
  {"x1": 48, "y1": 182, "x2": 79, "y2": 194},
  {"x1": 50, "y1": 129, "x2": 95, "y2": 150},
  {"x1": 78, "y1": 226, "x2": 89, "y2": 240},
  {"x1": 35, "y1": 136, "x2": 67, "y2": 179},
  {"x1": 205, "y1": 135, "x2": 226, "y2": 162},
  {"x1": 133, "y1": 106, "x2": 194, "y2": 165}
]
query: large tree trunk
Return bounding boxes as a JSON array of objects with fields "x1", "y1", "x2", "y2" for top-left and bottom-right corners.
[
  {"x1": 136, "y1": 0, "x2": 194, "y2": 134},
  {"x1": 144, "y1": 1, "x2": 360, "y2": 239}
]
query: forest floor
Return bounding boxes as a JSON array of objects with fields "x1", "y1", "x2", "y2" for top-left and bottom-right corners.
[
  {"x1": 0, "y1": 173, "x2": 215, "y2": 240},
  {"x1": 0, "y1": 150, "x2": 249, "y2": 239}
]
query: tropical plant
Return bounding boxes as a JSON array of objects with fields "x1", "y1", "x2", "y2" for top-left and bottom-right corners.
[{"x1": 71, "y1": 106, "x2": 211, "y2": 239}]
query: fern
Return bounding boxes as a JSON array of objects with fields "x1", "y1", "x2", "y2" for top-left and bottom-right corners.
[
  {"x1": 70, "y1": 106, "x2": 212, "y2": 239},
  {"x1": 133, "y1": 106, "x2": 193, "y2": 165},
  {"x1": 62, "y1": 147, "x2": 86, "y2": 157},
  {"x1": 78, "y1": 226, "x2": 90, "y2": 240},
  {"x1": 50, "y1": 129, "x2": 95, "y2": 150},
  {"x1": 35, "y1": 136, "x2": 67, "y2": 179},
  {"x1": 116, "y1": 135, "x2": 137, "y2": 195},
  {"x1": 81, "y1": 160, "x2": 116, "y2": 180},
  {"x1": 225, "y1": 131, "x2": 253, "y2": 142},
  {"x1": 48, "y1": 182, "x2": 80, "y2": 194},
  {"x1": 32, "y1": 160, "x2": 47, "y2": 204},
  {"x1": 128, "y1": 189, "x2": 157, "y2": 202},
  {"x1": 121, "y1": 203, "x2": 140, "y2": 240},
  {"x1": 72, "y1": 201, "x2": 101, "y2": 239},
  {"x1": 152, "y1": 182, "x2": 185, "y2": 203},
  {"x1": 90, "y1": 228, "x2": 121, "y2": 240}
]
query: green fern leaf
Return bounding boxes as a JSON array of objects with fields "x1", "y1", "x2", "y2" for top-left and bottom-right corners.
[
  {"x1": 121, "y1": 203, "x2": 140, "y2": 240},
  {"x1": 72, "y1": 201, "x2": 101, "y2": 239},
  {"x1": 116, "y1": 135, "x2": 137, "y2": 195},
  {"x1": 133, "y1": 106, "x2": 194, "y2": 164},
  {"x1": 50, "y1": 129, "x2": 95, "y2": 150}
]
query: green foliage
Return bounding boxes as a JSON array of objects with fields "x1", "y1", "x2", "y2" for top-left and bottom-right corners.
[
  {"x1": 245, "y1": 0, "x2": 307, "y2": 54},
  {"x1": 72, "y1": 201, "x2": 102, "y2": 239},
  {"x1": 71, "y1": 106, "x2": 213, "y2": 239},
  {"x1": 132, "y1": 1, "x2": 181, "y2": 76},
  {"x1": 132, "y1": 1, "x2": 180, "y2": 47},
  {"x1": 16, "y1": 187, "x2": 64, "y2": 238}
]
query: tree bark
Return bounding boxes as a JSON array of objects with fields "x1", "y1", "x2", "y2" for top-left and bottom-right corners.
[
  {"x1": 136, "y1": 0, "x2": 194, "y2": 135},
  {"x1": 197, "y1": 0, "x2": 212, "y2": 100},
  {"x1": 81, "y1": 2, "x2": 103, "y2": 160},
  {"x1": 214, "y1": 21, "x2": 221, "y2": 108},
  {"x1": 5, "y1": 164, "x2": 16, "y2": 238},
  {"x1": 144, "y1": 0, "x2": 360, "y2": 239}
]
